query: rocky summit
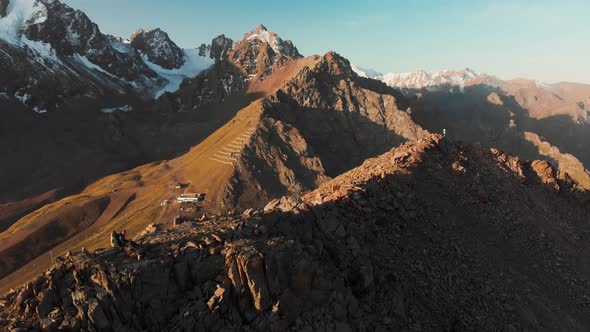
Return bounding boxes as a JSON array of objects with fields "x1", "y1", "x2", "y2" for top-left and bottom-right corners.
[
  {"x1": 2, "y1": 135, "x2": 590, "y2": 331},
  {"x1": 130, "y1": 28, "x2": 185, "y2": 69}
]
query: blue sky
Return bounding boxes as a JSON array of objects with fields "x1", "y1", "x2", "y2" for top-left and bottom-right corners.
[{"x1": 63, "y1": 0, "x2": 590, "y2": 83}]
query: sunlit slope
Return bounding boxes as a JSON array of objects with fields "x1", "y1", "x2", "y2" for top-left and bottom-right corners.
[
  {"x1": 0, "y1": 100, "x2": 264, "y2": 294},
  {"x1": 0, "y1": 56, "x2": 321, "y2": 294}
]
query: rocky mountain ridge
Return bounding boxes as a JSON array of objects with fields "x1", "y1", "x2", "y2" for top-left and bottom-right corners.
[
  {"x1": 171, "y1": 50, "x2": 430, "y2": 210},
  {"x1": 2, "y1": 135, "x2": 590, "y2": 331},
  {"x1": 2, "y1": 4, "x2": 590, "y2": 331}
]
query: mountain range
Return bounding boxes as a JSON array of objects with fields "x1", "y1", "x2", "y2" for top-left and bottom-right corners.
[{"x1": 1, "y1": 0, "x2": 590, "y2": 330}]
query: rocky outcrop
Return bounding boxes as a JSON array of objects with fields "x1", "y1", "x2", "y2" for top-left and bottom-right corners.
[
  {"x1": 197, "y1": 34, "x2": 233, "y2": 62},
  {"x1": 225, "y1": 116, "x2": 329, "y2": 209},
  {"x1": 209, "y1": 34, "x2": 233, "y2": 62},
  {"x1": 2, "y1": 136, "x2": 590, "y2": 331},
  {"x1": 130, "y1": 28, "x2": 185, "y2": 69}
]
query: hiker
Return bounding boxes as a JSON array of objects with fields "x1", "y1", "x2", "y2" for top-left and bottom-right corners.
[
  {"x1": 118, "y1": 230, "x2": 129, "y2": 246},
  {"x1": 110, "y1": 231, "x2": 123, "y2": 248}
]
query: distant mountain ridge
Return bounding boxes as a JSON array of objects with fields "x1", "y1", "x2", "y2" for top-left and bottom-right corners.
[{"x1": 352, "y1": 66, "x2": 499, "y2": 92}]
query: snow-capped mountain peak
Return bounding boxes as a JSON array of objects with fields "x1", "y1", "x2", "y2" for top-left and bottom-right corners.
[
  {"x1": 245, "y1": 24, "x2": 276, "y2": 47},
  {"x1": 242, "y1": 24, "x2": 301, "y2": 58}
]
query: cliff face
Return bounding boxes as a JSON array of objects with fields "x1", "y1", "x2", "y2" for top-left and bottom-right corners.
[
  {"x1": 248, "y1": 52, "x2": 429, "y2": 176},
  {"x1": 130, "y1": 28, "x2": 185, "y2": 69},
  {"x1": 3, "y1": 135, "x2": 590, "y2": 331}
]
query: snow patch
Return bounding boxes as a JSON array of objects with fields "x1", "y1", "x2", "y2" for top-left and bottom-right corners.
[
  {"x1": 100, "y1": 105, "x2": 132, "y2": 113},
  {"x1": 74, "y1": 54, "x2": 118, "y2": 78},
  {"x1": 144, "y1": 49, "x2": 214, "y2": 98},
  {"x1": 110, "y1": 38, "x2": 132, "y2": 54},
  {"x1": 15, "y1": 92, "x2": 31, "y2": 103},
  {"x1": 0, "y1": 0, "x2": 47, "y2": 45},
  {"x1": 21, "y1": 36, "x2": 59, "y2": 62}
]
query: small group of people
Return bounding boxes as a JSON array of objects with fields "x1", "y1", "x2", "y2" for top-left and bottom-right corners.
[{"x1": 110, "y1": 230, "x2": 132, "y2": 248}]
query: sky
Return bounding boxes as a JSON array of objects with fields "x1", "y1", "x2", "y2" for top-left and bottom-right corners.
[{"x1": 63, "y1": 0, "x2": 590, "y2": 84}]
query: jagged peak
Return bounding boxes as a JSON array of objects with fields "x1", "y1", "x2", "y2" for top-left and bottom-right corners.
[
  {"x1": 240, "y1": 23, "x2": 301, "y2": 58},
  {"x1": 243, "y1": 24, "x2": 277, "y2": 43},
  {"x1": 253, "y1": 23, "x2": 268, "y2": 32},
  {"x1": 313, "y1": 51, "x2": 355, "y2": 76},
  {"x1": 130, "y1": 27, "x2": 169, "y2": 42},
  {"x1": 129, "y1": 27, "x2": 184, "y2": 69}
]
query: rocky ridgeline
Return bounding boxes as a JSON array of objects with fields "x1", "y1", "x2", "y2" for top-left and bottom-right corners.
[
  {"x1": 2, "y1": 135, "x2": 590, "y2": 331},
  {"x1": 222, "y1": 51, "x2": 430, "y2": 209}
]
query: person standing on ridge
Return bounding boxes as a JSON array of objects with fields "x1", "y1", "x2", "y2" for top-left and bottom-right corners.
[
  {"x1": 118, "y1": 230, "x2": 129, "y2": 246},
  {"x1": 110, "y1": 231, "x2": 122, "y2": 248}
]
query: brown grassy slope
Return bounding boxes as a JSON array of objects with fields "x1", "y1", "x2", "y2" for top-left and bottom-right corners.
[
  {"x1": 0, "y1": 196, "x2": 109, "y2": 279},
  {"x1": 0, "y1": 101, "x2": 261, "y2": 294},
  {"x1": 0, "y1": 189, "x2": 59, "y2": 232}
]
